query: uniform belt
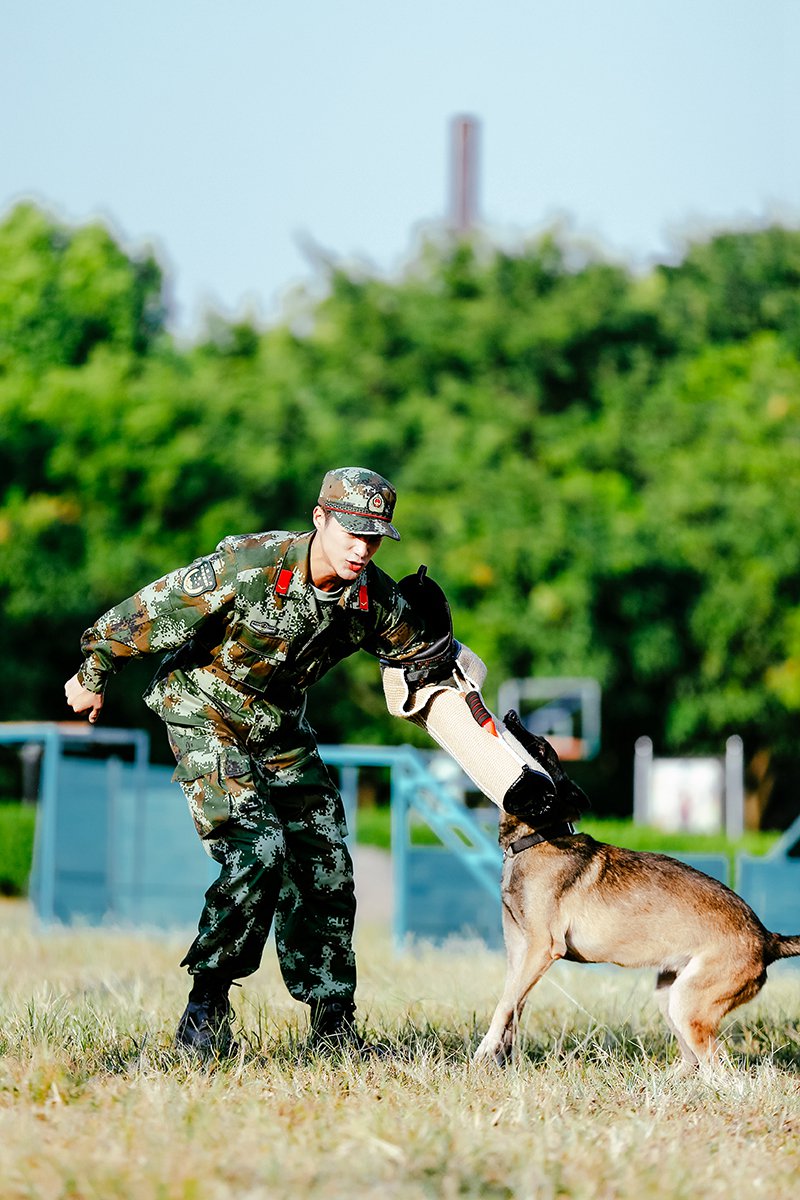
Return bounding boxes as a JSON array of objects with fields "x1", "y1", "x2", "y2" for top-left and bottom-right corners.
[{"x1": 185, "y1": 661, "x2": 305, "y2": 715}]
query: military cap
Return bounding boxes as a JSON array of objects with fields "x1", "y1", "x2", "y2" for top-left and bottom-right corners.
[{"x1": 318, "y1": 466, "x2": 401, "y2": 540}]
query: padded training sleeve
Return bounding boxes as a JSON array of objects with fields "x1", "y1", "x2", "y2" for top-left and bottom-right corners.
[{"x1": 382, "y1": 644, "x2": 556, "y2": 815}]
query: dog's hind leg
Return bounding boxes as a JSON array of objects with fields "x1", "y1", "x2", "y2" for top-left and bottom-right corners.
[
  {"x1": 668, "y1": 955, "x2": 767, "y2": 1071},
  {"x1": 474, "y1": 919, "x2": 557, "y2": 1066},
  {"x1": 655, "y1": 970, "x2": 700, "y2": 1071},
  {"x1": 663, "y1": 955, "x2": 758, "y2": 1071}
]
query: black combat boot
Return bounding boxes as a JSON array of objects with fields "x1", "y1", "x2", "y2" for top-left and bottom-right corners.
[
  {"x1": 308, "y1": 998, "x2": 366, "y2": 1054},
  {"x1": 175, "y1": 974, "x2": 237, "y2": 1058}
]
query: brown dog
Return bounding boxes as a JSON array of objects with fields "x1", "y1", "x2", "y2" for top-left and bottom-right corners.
[{"x1": 474, "y1": 713, "x2": 800, "y2": 1071}]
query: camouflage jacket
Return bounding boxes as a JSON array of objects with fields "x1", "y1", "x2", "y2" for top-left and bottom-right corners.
[{"x1": 78, "y1": 530, "x2": 435, "y2": 721}]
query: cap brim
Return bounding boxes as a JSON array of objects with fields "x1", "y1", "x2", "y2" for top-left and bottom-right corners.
[{"x1": 333, "y1": 513, "x2": 401, "y2": 541}]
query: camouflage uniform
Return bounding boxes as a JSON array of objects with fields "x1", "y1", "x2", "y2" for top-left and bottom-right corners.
[{"x1": 77, "y1": 471, "x2": 432, "y2": 1006}]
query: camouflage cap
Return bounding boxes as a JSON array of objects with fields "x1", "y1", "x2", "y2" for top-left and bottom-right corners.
[{"x1": 318, "y1": 467, "x2": 401, "y2": 540}]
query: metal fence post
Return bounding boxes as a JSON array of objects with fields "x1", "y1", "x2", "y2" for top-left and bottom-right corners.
[{"x1": 391, "y1": 754, "x2": 409, "y2": 950}]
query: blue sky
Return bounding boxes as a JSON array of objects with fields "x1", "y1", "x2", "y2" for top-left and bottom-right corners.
[{"x1": 2, "y1": 0, "x2": 797, "y2": 334}]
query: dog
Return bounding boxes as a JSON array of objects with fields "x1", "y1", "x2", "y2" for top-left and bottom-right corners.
[{"x1": 474, "y1": 711, "x2": 800, "y2": 1071}]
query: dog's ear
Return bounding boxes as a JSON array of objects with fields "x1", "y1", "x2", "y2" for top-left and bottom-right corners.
[{"x1": 503, "y1": 709, "x2": 591, "y2": 814}]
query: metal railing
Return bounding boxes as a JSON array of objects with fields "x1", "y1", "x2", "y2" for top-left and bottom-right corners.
[{"x1": 320, "y1": 744, "x2": 502, "y2": 945}]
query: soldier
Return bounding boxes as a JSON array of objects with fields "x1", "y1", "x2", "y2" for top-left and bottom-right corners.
[{"x1": 65, "y1": 467, "x2": 561, "y2": 1057}]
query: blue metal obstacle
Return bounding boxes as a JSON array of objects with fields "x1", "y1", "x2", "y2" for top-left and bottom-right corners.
[
  {"x1": 736, "y1": 814, "x2": 800, "y2": 972},
  {"x1": 3, "y1": 722, "x2": 501, "y2": 939},
  {"x1": 0, "y1": 723, "x2": 217, "y2": 926},
  {"x1": 328, "y1": 743, "x2": 503, "y2": 946},
  {"x1": 3, "y1": 723, "x2": 798, "y2": 952}
]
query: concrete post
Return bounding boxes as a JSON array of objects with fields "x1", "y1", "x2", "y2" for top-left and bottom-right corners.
[{"x1": 633, "y1": 736, "x2": 653, "y2": 824}]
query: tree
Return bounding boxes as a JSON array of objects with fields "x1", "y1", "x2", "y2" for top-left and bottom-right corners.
[
  {"x1": 2, "y1": 203, "x2": 800, "y2": 821},
  {"x1": 0, "y1": 203, "x2": 165, "y2": 374}
]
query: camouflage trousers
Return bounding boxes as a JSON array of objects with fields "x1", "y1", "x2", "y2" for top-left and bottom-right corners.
[{"x1": 158, "y1": 681, "x2": 356, "y2": 1004}]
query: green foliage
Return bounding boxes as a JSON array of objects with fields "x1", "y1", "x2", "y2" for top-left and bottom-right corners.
[
  {"x1": 0, "y1": 803, "x2": 36, "y2": 895},
  {"x1": 658, "y1": 225, "x2": 800, "y2": 352},
  {"x1": 0, "y1": 202, "x2": 164, "y2": 372},
  {"x1": 2, "y1": 202, "x2": 800, "y2": 819}
]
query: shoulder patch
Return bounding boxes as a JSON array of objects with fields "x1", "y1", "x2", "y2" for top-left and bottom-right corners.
[{"x1": 182, "y1": 558, "x2": 218, "y2": 597}]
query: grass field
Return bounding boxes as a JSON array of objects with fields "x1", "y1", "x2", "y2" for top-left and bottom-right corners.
[{"x1": 1, "y1": 898, "x2": 798, "y2": 1199}]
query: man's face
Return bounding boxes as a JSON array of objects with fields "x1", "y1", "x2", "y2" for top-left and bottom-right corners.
[{"x1": 311, "y1": 506, "x2": 382, "y2": 586}]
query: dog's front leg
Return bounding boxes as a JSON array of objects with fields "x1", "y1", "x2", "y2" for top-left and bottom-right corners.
[
  {"x1": 474, "y1": 1005, "x2": 519, "y2": 1066},
  {"x1": 473, "y1": 927, "x2": 557, "y2": 1066}
]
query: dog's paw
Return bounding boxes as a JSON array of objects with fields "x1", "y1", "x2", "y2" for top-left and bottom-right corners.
[{"x1": 473, "y1": 1035, "x2": 512, "y2": 1068}]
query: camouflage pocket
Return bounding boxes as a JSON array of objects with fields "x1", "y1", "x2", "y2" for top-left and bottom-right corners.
[
  {"x1": 172, "y1": 748, "x2": 255, "y2": 836},
  {"x1": 217, "y1": 627, "x2": 288, "y2": 694}
]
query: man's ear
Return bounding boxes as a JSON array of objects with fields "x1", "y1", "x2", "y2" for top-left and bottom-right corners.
[{"x1": 312, "y1": 505, "x2": 327, "y2": 532}]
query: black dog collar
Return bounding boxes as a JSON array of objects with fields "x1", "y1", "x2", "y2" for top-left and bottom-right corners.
[{"x1": 507, "y1": 821, "x2": 576, "y2": 856}]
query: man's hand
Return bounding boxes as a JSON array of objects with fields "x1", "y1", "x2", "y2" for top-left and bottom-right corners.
[{"x1": 64, "y1": 674, "x2": 104, "y2": 724}]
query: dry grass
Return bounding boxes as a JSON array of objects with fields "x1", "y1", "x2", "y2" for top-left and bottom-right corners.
[{"x1": 1, "y1": 898, "x2": 799, "y2": 1199}]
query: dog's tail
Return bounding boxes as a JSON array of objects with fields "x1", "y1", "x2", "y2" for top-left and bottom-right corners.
[{"x1": 766, "y1": 933, "x2": 800, "y2": 962}]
